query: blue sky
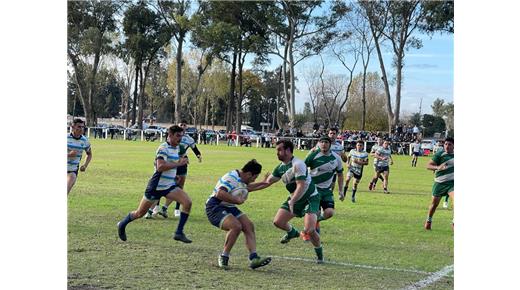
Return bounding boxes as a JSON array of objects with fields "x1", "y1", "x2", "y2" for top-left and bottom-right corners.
[{"x1": 273, "y1": 32, "x2": 454, "y2": 116}]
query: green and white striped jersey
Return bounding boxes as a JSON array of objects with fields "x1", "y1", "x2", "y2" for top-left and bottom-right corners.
[
  {"x1": 272, "y1": 156, "x2": 317, "y2": 198},
  {"x1": 304, "y1": 149, "x2": 343, "y2": 190},
  {"x1": 314, "y1": 140, "x2": 344, "y2": 156},
  {"x1": 432, "y1": 151, "x2": 454, "y2": 183}
]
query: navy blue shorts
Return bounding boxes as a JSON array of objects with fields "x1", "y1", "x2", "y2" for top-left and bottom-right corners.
[
  {"x1": 68, "y1": 170, "x2": 79, "y2": 176},
  {"x1": 144, "y1": 184, "x2": 178, "y2": 201},
  {"x1": 205, "y1": 197, "x2": 243, "y2": 228},
  {"x1": 376, "y1": 165, "x2": 390, "y2": 173},
  {"x1": 412, "y1": 151, "x2": 420, "y2": 156},
  {"x1": 177, "y1": 164, "x2": 188, "y2": 176}
]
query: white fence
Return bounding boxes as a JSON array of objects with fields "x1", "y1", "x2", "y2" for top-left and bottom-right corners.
[{"x1": 71, "y1": 126, "x2": 422, "y2": 155}]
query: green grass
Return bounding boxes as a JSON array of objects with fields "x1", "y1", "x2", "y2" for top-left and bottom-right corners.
[{"x1": 68, "y1": 139, "x2": 454, "y2": 289}]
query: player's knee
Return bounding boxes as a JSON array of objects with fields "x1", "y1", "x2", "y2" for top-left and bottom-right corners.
[
  {"x1": 303, "y1": 227, "x2": 316, "y2": 235},
  {"x1": 273, "y1": 219, "x2": 283, "y2": 229},
  {"x1": 230, "y1": 221, "x2": 242, "y2": 232},
  {"x1": 182, "y1": 198, "x2": 192, "y2": 210},
  {"x1": 242, "y1": 222, "x2": 254, "y2": 233}
]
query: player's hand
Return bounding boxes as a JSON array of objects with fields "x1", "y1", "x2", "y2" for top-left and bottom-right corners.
[
  {"x1": 68, "y1": 150, "x2": 78, "y2": 157},
  {"x1": 80, "y1": 165, "x2": 87, "y2": 172},
  {"x1": 339, "y1": 190, "x2": 345, "y2": 202},
  {"x1": 437, "y1": 164, "x2": 447, "y2": 171},
  {"x1": 179, "y1": 157, "x2": 189, "y2": 166},
  {"x1": 235, "y1": 195, "x2": 246, "y2": 205},
  {"x1": 288, "y1": 199, "x2": 295, "y2": 213},
  {"x1": 197, "y1": 155, "x2": 202, "y2": 163},
  {"x1": 262, "y1": 172, "x2": 271, "y2": 182}
]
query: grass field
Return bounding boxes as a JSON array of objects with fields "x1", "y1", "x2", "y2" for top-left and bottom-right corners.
[{"x1": 68, "y1": 139, "x2": 454, "y2": 289}]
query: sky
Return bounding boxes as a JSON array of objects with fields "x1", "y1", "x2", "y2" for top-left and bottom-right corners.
[{"x1": 262, "y1": 32, "x2": 454, "y2": 116}]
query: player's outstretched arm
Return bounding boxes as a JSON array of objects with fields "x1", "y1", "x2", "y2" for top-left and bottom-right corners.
[{"x1": 248, "y1": 173, "x2": 279, "y2": 192}]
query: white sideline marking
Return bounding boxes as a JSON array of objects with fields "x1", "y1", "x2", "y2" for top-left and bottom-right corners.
[
  {"x1": 270, "y1": 255, "x2": 430, "y2": 274},
  {"x1": 402, "y1": 264, "x2": 454, "y2": 290}
]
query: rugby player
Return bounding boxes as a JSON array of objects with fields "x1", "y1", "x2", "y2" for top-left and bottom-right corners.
[
  {"x1": 152, "y1": 121, "x2": 202, "y2": 219},
  {"x1": 205, "y1": 159, "x2": 272, "y2": 269},
  {"x1": 424, "y1": 137, "x2": 454, "y2": 230},
  {"x1": 368, "y1": 137, "x2": 385, "y2": 190},
  {"x1": 254, "y1": 140, "x2": 324, "y2": 263},
  {"x1": 117, "y1": 125, "x2": 193, "y2": 243},
  {"x1": 302, "y1": 136, "x2": 344, "y2": 241},
  {"x1": 344, "y1": 140, "x2": 369, "y2": 203},
  {"x1": 411, "y1": 139, "x2": 421, "y2": 167},
  {"x1": 67, "y1": 118, "x2": 92, "y2": 194},
  {"x1": 370, "y1": 140, "x2": 393, "y2": 194}
]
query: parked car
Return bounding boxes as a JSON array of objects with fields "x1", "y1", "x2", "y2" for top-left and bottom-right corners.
[
  {"x1": 420, "y1": 139, "x2": 435, "y2": 151},
  {"x1": 420, "y1": 139, "x2": 435, "y2": 155},
  {"x1": 144, "y1": 125, "x2": 166, "y2": 135}
]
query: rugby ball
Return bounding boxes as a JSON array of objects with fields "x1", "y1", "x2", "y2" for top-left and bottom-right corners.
[{"x1": 229, "y1": 187, "x2": 249, "y2": 201}]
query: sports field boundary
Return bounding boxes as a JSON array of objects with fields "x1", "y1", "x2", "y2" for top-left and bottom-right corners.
[
  {"x1": 402, "y1": 264, "x2": 453, "y2": 289},
  {"x1": 270, "y1": 255, "x2": 431, "y2": 274}
]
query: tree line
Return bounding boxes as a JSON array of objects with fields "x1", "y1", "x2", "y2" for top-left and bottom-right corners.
[{"x1": 67, "y1": 0, "x2": 453, "y2": 132}]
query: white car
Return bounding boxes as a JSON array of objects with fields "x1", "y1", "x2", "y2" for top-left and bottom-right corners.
[
  {"x1": 420, "y1": 139, "x2": 435, "y2": 151},
  {"x1": 144, "y1": 125, "x2": 166, "y2": 135}
]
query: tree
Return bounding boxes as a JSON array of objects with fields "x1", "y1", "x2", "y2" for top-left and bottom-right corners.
[
  {"x1": 154, "y1": 0, "x2": 198, "y2": 124},
  {"x1": 122, "y1": 1, "x2": 171, "y2": 128},
  {"x1": 348, "y1": 4, "x2": 376, "y2": 130},
  {"x1": 410, "y1": 112, "x2": 421, "y2": 126},
  {"x1": 145, "y1": 59, "x2": 171, "y2": 122},
  {"x1": 251, "y1": 0, "x2": 349, "y2": 127},
  {"x1": 67, "y1": 0, "x2": 120, "y2": 126},
  {"x1": 359, "y1": 0, "x2": 454, "y2": 132},
  {"x1": 421, "y1": 114, "x2": 445, "y2": 137},
  {"x1": 430, "y1": 97, "x2": 453, "y2": 137},
  {"x1": 193, "y1": 1, "x2": 269, "y2": 131},
  {"x1": 431, "y1": 97, "x2": 445, "y2": 117},
  {"x1": 343, "y1": 72, "x2": 388, "y2": 131}
]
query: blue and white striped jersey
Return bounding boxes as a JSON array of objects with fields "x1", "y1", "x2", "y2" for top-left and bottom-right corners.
[
  {"x1": 210, "y1": 170, "x2": 246, "y2": 207},
  {"x1": 180, "y1": 135, "x2": 196, "y2": 157},
  {"x1": 67, "y1": 133, "x2": 91, "y2": 171},
  {"x1": 375, "y1": 147, "x2": 392, "y2": 167},
  {"x1": 151, "y1": 142, "x2": 181, "y2": 190}
]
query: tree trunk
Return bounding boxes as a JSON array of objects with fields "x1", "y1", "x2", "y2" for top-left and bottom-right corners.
[
  {"x1": 288, "y1": 38, "x2": 296, "y2": 128},
  {"x1": 361, "y1": 69, "x2": 367, "y2": 131},
  {"x1": 69, "y1": 54, "x2": 90, "y2": 124},
  {"x1": 393, "y1": 51, "x2": 404, "y2": 131},
  {"x1": 281, "y1": 43, "x2": 291, "y2": 130},
  {"x1": 174, "y1": 33, "x2": 184, "y2": 124},
  {"x1": 131, "y1": 63, "x2": 139, "y2": 126},
  {"x1": 276, "y1": 66, "x2": 283, "y2": 130},
  {"x1": 138, "y1": 66, "x2": 145, "y2": 129},
  {"x1": 372, "y1": 33, "x2": 394, "y2": 131},
  {"x1": 235, "y1": 51, "x2": 245, "y2": 134},
  {"x1": 226, "y1": 50, "x2": 237, "y2": 131}
]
